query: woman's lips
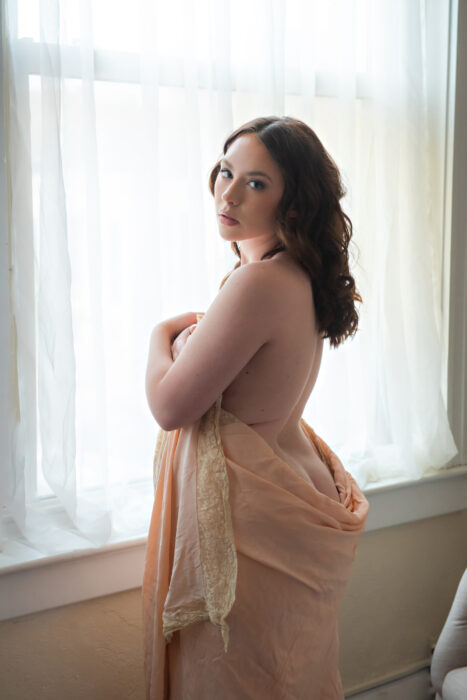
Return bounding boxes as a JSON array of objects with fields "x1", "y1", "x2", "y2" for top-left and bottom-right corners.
[{"x1": 219, "y1": 212, "x2": 239, "y2": 226}]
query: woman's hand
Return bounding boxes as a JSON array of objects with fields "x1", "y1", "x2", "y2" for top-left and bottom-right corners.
[
  {"x1": 171, "y1": 323, "x2": 197, "y2": 361},
  {"x1": 146, "y1": 312, "x2": 203, "y2": 424},
  {"x1": 158, "y1": 311, "x2": 199, "y2": 342}
]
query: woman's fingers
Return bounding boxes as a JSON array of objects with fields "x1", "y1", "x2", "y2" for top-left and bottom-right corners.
[
  {"x1": 171, "y1": 326, "x2": 195, "y2": 361},
  {"x1": 160, "y1": 312, "x2": 199, "y2": 340}
]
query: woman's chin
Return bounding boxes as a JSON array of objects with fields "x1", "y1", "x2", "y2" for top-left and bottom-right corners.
[{"x1": 218, "y1": 229, "x2": 237, "y2": 242}]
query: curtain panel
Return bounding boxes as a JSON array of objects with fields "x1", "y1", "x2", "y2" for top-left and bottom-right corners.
[{"x1": 1, "y1": 0, "x2": 457, "y2": 555}]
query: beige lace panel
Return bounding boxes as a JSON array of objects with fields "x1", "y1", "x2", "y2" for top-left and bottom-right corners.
[
  {"x1": 196, "y1": 395, "x2": 238, "y2": 652},
  {"x1": 157, "y1": 398, "x2": 237, "y2": 651},
  {"x1": 218, "y1": 408, "x2": 239, "y2": 427},
  {"x1": 162, "y1": 601, "x2": 209, "y2": 644}
]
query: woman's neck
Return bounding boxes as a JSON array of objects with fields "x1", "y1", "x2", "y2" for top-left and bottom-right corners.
[{"x1": 239, "y1": 237, "x2": 285, "y2": 264}]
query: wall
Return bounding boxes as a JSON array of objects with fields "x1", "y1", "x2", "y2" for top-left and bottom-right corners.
[
  {"x1": 0, "y1": 587, "x2": 144, "y2": 700},
  {"x1": 1, "y1": 508, "x2": 466, "y2": 700},
  {"x1": 339, "y1": 508, "x2": 467, "y2": 693}
]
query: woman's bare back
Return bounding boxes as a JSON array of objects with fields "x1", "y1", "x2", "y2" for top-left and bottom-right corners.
[{"x1": 221, "y1": 252, "x2": 340, "y2": 503}]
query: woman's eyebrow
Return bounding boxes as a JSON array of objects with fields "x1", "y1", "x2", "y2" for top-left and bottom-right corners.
[{"x1": 221, "y1": 158, "x2": 273, "y2": 183}]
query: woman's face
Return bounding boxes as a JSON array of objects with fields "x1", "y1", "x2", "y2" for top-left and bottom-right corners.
[{"x1": 214, "y1": 134, "x2": 285, "y2": 245}]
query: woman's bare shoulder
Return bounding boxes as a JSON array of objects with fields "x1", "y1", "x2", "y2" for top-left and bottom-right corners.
[{"x1": 226, "y1": 253, "x2": 311, "y2": 300}]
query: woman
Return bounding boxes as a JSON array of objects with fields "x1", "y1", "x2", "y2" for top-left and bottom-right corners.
[{"x1": 142, "y1": 116, "x2": 369, "y2": 699}]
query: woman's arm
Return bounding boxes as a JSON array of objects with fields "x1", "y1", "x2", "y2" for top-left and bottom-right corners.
[
  {"x1": 145, "y1": 311, "x2": 198, "y2": 426},
  {"x1": 146, "y1": 262, "x2": 287, "y2": 431}
]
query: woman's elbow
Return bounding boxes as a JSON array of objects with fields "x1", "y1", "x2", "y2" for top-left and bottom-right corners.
[
  {"x1": 145, "y1": 380, "x2": 176, "y2": 431},
  {"x1": 145, "y1": 375, "x2": 205, "y2": 431},
  {"x1": 146, "y1": 391, "x2": 201, "y2": 432},
  {"x1": 149, "y1": 405, "x2": 175, "y2": 431}
]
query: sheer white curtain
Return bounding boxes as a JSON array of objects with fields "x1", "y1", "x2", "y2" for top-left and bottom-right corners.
[{"x1": 1, "y1": 0, "x2": 457, "y2": 556}]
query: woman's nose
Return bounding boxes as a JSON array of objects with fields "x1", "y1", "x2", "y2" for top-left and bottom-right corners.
[{"x1": 222, "y1": 180, "x2": 240, "y2": 206}]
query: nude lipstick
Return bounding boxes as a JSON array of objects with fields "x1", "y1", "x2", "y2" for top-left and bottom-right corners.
[{"x1": 219, "y1": 212, "x2": 239, "y2": 226}]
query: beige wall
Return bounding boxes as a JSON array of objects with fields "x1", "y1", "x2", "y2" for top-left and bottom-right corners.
[
  {"x1": 0, "y1": 587, "x2": 145, "y2": 700},
  {"x1": 339, "y1": 508, "x2": 467, "y2": 692},
  {"x1": 1, "y1": 509, "x2": 466, "y2": 700}
]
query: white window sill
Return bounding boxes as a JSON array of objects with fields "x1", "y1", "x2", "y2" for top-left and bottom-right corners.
[{"x1": 1, "y1": 465, "x2": 466, "y2": 622}]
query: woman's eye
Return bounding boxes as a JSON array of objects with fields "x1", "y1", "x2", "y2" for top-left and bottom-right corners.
[
  {"x1": 249, "y1": 180, "x2": 265, "y2": 190},
  {"x1": 220, "y1": 168, "x2": 232, "y2": 178}
]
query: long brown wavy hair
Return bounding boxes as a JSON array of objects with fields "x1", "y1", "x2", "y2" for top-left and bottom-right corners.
[{"x1": 209, "y1": 116, "x2": 361, "y2": 348}]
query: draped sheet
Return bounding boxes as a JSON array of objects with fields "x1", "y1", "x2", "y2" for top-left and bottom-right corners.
[{"x1": 142, "y1": 395, "x2": 369, "y2": 699}]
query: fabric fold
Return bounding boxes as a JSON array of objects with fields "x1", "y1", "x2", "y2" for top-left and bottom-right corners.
[{"x1": 142, "y1": 396, "x2": 369, "y2": 699}]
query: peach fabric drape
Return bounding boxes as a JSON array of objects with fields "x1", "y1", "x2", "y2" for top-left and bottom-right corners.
[{"x1": 142, "y1": 395, "x2": 369, "y2": 699}]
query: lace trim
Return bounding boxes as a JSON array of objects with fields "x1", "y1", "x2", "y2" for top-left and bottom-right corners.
[
  {"x1": 218, "y1": 408, "x2": 238, "y2": 427},
  {"x1": 162, "y1": 602, "x2": 209, "y2": 643},
  {"x1": 196, "y1": 395, "x2": 238, "y2": 652}
]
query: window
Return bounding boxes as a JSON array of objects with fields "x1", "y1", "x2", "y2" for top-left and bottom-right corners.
[{"x1": 1, "y1": 1, "x2": 464, "y2": 572}]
